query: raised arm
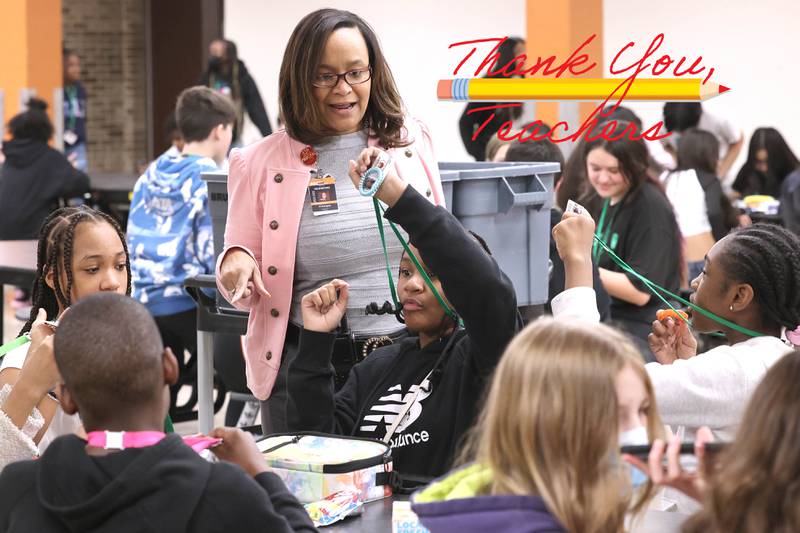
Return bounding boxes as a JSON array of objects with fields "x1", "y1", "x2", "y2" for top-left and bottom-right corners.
[
  {"x1": 286, "y1": 280, "x2": 363, "y2": 435},
  {"x1": 348, "y1": 148, "x2": 520, "y2": 375}
]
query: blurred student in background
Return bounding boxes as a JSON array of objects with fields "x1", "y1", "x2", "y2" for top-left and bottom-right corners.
[
  {"x1": 0, "y1": 98, "x2": 89, "y2": 241},
  {"x1": 201, "y1": 38, "x2": 272, "y2": 147},
  {"x1": 663, "y1": 103, "x2": 743, "y2": 180},
  {"x1": 62, "y1": 49, "x2": 89, "y2": 171},
  {"x1": 733, "y1": 127, "x2": 799, "y2": 198},
  {"x1": 660, "y1": 128, "x2": 741, "y2": 283},
  {"x1": 459, "y1": 37, "x2": 525, "y2": 161}
]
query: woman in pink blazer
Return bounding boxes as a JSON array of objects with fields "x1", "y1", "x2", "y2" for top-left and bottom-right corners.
[{"x1": 216, "y1": 8, "x2": 445, "y2": 432}]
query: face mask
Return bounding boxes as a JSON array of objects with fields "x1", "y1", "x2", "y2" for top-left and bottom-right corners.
[
  {"x1": 619, "y1": 425, "x2": 649, "y2": 446},
  {"x1": 619, "y1": 425, "x2": 649, "y2": 489},
  {"x1": 208, "y1": 56, "x2": 223, "y2": 73}
]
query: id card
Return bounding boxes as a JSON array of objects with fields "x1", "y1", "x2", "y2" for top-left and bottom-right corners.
[
  {"x1": 309, "y1": 172, "x2": 339, "y2": 216},
  {"x1": 565, "y1": 199, "x2": 585, "y2": 215},
  {"x1": 63, "y1": 130, "x2": 78, "y2": 146}
]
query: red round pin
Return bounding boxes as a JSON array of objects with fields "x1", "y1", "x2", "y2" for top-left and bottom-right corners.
[{"x1": 300, "y1": 146, "x2": 317, "y2": 166}]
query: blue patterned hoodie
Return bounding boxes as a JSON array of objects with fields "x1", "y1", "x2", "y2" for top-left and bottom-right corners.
[{"x1": 127, "y1": 152, "x2": 217, "y2": 316}]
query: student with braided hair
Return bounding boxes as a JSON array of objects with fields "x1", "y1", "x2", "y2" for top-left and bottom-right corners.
[
  {"x1": 0, "y1": 206, "x2": 131, "y2": 468},
  {"x1": 554, "y1": 219, "x2": 800, "y2": 442}
]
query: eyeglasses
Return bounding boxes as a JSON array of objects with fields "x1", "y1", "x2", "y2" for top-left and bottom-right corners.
[{"x1": 312, "y1": 67, "x2": 372, "y2": 88}]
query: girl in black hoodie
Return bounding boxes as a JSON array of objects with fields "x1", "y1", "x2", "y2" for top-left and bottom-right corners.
[
  {"x1": 0, "y1": 98, "x2": 89, "y2": 239},
  {"x1": 287, "y1": 147, "x2": 522, "y2": 484}
]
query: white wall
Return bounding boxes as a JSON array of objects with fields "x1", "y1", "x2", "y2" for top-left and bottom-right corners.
[
  {"x1": 603, "y1": 0, "x2": 800, "y2": 182},
  {"x1": 225, "y1": 0, "x2": 526, "y2": 161},
  {"x1": 228, "y1": 0, "x2": 800, "y2": 173}
]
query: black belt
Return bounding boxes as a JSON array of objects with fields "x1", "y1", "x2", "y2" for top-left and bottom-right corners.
[{"x1": 287, "y1": 323, "x2": 406, "y2": 390}]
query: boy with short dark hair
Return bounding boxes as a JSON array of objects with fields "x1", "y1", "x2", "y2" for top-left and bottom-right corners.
[
  {"x1": 0, "y1": 293, "x2": 315, "y2": 533},
  {"x1": 127, "y1": 86, "x2": 235, "y2": 415}
]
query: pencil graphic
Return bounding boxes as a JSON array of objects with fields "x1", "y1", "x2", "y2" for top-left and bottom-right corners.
[{"x1": 437, "y1": 78, "x2": 729, "y2": 102}]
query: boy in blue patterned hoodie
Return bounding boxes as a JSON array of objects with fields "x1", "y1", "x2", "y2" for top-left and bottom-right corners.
[{"x1": 127, "y1": 86, "x2": 235, "y2": 412}]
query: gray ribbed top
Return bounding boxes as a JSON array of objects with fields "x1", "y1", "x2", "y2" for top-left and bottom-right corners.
[{"x1": 290, "y1": 130, "x2": 405, "y2": 336}]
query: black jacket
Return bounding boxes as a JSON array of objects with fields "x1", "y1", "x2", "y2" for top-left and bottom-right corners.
[
  {"x1": 695, "y1": 170, "x2": 739, "y2": 241},
  {"x1": 780, "y1": 169, "x2": 800, "y2": 234},
  {"x1": 458, "y1": 102, "x2": 520, "y2": 161},
  {"x1": 200, "y1": 59, "x2": 272, "y2": 141},
  {"x1": 288, "y1": 186, "x2": 522, "y2": 480},
  {"x1": 0, "y1": 139, "x2": 90, "y2": 239},
  {"x1": 0, "y1": 435, "x2": 317, "y2": 533}
]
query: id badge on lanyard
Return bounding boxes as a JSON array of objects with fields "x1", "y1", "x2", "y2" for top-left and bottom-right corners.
[{"x1": 308, "y1": 169, "x2": 339, "y2": 216}]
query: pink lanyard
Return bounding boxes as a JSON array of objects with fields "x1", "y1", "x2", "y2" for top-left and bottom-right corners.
[{"x1": 86, "y1": 431, "x2": 221, "y2": 453}]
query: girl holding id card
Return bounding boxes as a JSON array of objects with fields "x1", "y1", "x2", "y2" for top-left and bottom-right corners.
[{"x1": 580, "y1": 121, "x2": 682, "y2": 359}]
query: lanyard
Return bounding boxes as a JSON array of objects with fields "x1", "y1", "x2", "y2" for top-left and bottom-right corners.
[
  {"x1": 65, "y1": 86, "x2": 78, "y2": 132},
  {"x1": 85, "y1": 430, "x2": 219, "y2": 452},
  {"x1": 0, "y1": 334, "x2": 31, "y2": 359},
  {"x1": 594, "y1": 234, "x2": 763, "y2": 338},
  {"x1": 0, "y1": 334, "x2": 175, "y2": 431},
  {"x1": 372, "y1": 198, "x2": 461, "y2": 325},
  {"x1": 592, "y1": 198, "x2": 621, "y2": 262}
]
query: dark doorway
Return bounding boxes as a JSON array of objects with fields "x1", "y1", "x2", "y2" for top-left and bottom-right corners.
[{"x1": 146, "y1": 0, "x2": 223, "y2": 159}]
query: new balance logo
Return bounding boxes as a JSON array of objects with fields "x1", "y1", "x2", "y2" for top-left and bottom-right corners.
[{"x1": 359, "y1": 378, "x2": 433, "y2": 436}]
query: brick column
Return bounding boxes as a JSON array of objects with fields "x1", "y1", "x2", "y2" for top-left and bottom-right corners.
[{"x1": 62, "y1": 0, "x2": 147, "y2": 172}]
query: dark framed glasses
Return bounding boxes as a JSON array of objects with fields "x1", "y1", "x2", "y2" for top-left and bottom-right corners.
[{"x1": 312, "y1": 67, "x2": 372, "y2": 88}]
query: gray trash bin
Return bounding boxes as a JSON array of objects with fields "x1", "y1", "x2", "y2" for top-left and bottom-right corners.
[
  {"x1": 438, "y1": 161, "x2": 556, "y2": 306},
  {"x1": 203, "y1": 160, "x2": 556, "y2": 308},
  {"x1": 202, "y1": 170, "x2": 233, "y2": 311}
]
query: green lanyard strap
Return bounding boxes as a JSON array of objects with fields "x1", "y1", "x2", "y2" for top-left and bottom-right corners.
[
  {"x1": 0, "y1": 334, "x2": 31, "y2": 359},
  {"x1": 373, "y1": 199, "x2": 399, "y2": 309},
  {"x1": 593, "y1": 235, "x2": 763, "y2": 338},
  {"x1": 593, "y1": 198, "x2": 624, "y2": 263},
  {"x1": 592, "y1": 199, "x2": 610, "y2": 261},
  {"x1": 373, "y1": 198, "x2": 462, "y2": 325},
  {"x1": 65, "y1": 86, "x2": 78, "y2": 132}
]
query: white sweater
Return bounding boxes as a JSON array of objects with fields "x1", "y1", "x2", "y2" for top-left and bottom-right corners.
[
  {"x1": 0, "y1": 342, "x2": 82, "y2": 468},
  {"x1": 552, "y1": 288, "x2": 793, "y2": 441},
  {"x1": 0, "y1": 383, "x2": 43, "y2": 469}
]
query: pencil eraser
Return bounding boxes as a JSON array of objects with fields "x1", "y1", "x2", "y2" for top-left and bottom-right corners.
[{"x1": 437, "y1": 79, "x2": 453, "y2": 100}]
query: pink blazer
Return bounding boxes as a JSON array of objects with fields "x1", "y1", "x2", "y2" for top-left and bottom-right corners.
[{"x1": 215, "y1": 118, "x2": 445, "y2": 400}]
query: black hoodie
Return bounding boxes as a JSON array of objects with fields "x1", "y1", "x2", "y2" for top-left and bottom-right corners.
[
  {"x1": 0, "y1": 435, "x2": 317, "y2": 533},
  {"x1": 287, "y1": 186, "x2": 522, "y2": 481},
  {"x1": 0, "y1": 139, "x2": 90, "y2": 239},
  {"x1": 200, "y1": 59, "x2": 272, "y2": 141}
]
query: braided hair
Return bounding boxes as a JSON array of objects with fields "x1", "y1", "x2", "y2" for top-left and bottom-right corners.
[
  {"x1": 717, "y1": 223, "x2": 800, "y2": 331},
  {"x1": 20, "y1": 206, "x2": 131, "y2": 335}
]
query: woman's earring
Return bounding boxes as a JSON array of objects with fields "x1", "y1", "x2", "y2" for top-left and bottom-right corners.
[{"x1": 729, "y1": 305, "x2": 735, "y2": 312}]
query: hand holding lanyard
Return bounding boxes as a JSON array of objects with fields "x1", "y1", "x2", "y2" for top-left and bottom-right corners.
[
  {"x1": 347, "y1": 148, "x2": 462, "y2": 326},
  {"x1": 569, "y1": 200, "x2": 765, "y2": 340}
]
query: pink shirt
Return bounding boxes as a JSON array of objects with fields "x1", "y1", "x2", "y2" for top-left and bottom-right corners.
[{"x1": 216, "y1": 118, "x2": 445, "y2": 400}]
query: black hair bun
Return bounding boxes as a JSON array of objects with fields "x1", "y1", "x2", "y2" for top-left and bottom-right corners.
[{"x1": 27, "y1": 97, "x2": 48, "y2": 112}]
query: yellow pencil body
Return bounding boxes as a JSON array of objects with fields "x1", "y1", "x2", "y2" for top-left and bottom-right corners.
[{"x1": 438, "y1": 78, "x2": 726, "y2": 101}]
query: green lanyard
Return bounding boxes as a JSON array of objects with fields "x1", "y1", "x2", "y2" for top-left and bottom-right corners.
[
  {"x1": 592, "y1": 198, "x2": 621, "y2": 262},
  {"x1": 0, "y1": 334, "x2": 31, "y2": 359},
  {"x1": 594, "y1": 234, "x2": 763, "y2": 338},
  {"x1": 372, "y1": 198, "x2": 462, "y2": 325},
  {"x1": 0, "y1": 333, "x2": 175, "y2": 433},
  {"x1": 65, "y1": 86, "x2": 78, "y2": 132}
]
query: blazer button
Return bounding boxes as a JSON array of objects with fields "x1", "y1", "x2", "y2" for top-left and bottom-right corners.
[
  {"x1": 266, "y1": 351, "x2": 273, "y2": 361},
  {"x1": 274, "y1": 173, "x2": 283, "y2": 183},
  {"x1": 269, "y1": 220, "x2": 279, "y2": 230},
  {"x1": 426, "y1": 188, "x2": 432, "y2": 197},
  {"x1": 270, "y1": 308, "x2": 279, "y2": 317},
  {"x1": 267, "y1": 266, "x2": 278, "y2": 275},
  {"x1": 405, "y1": 149, "x2": 413, "y2": 158}
]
